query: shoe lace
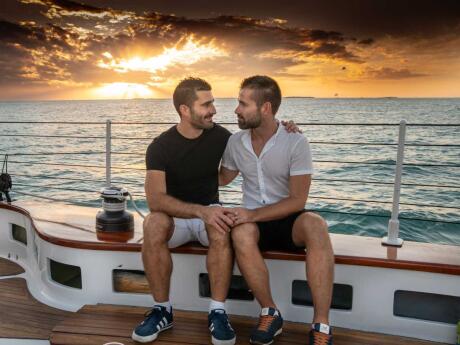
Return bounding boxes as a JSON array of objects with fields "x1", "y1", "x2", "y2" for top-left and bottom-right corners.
[
  {"x1": 143, "y1": 307, "x2": 163, "y2": 323},
  {"x1": 256, "y1": 315, "x2": 275, "y2": 332},
  {"x1": 312, "y1": 331, "x2": 331, "y2": 345}
]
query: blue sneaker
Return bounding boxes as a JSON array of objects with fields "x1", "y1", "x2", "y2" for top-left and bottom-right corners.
[
  {"x1": 309, "y1": 323, "x2": 333, "y2": 345},
  {"x1": 208, "y1": 309, "x2": 236, "y2": 345},
  {"x1": 131, "y1": 306, "x2": 173, "y2": 343},
  {"x1": 250, "y1": 307, "x2": 283, "y2": 345}
]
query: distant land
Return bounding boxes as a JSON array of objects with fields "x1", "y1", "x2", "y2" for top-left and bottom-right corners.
[{"x1": 284, "y1": 96, "x2": 401, "y2": 99}]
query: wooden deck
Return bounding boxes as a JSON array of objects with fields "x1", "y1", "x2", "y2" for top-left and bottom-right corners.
[
  {"x1": 51, "y1": 304, "x2": 447, "y2": 345},
  {"x1": 0, "y1": 278, "x2": 71, "y2": 339},
  {"x1": 0, "y1": 257, "x2": 24, "y2": 276},
  {"x1": 0, "y1": 261, "x2": 449, "y2": 345}
]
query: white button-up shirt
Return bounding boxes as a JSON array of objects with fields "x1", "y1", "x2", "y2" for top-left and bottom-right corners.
[{"x1": 222, "y1": 125, "x2": 314, "y2": 209}]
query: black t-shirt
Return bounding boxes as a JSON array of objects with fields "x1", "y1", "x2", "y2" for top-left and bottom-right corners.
[{"x1": 146, "y1": 124, "x2": 231, "y2": 205}]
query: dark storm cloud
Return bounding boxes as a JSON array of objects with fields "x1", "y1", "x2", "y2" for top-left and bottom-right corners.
[
  {"x1": 17, "y1": 0, "x2": 132, "y2": 19},
  {"x1": 15, "y1": 0, "x2": 106, "y2": 14},
  {"x1": 0, "y1": 19, "x2": 82, "y2": 53},
  {"x1": 0, "y1": 43, "x2": 31, "y2": 84},
  {"x1": 78, "y1": 0, "x2": 460, "y2": 38},
  {"x1": 44, "y1": 0, "x2": 107, "y2": 13},
  {"x1": 307, "y1": 30, "x2": 344, "y2": 42},
  {"x1": 313, "y1": 43, "x2": 361, "y2": 62},
  {"x1": 0, "y1": 18, "x2": 103, "y2": 85},
  {"x1": 358, "y1": 38, "x2": 374, "y2": 45},
  {"x1": 0, "y1": 21, "x2": 46, "y2": 48}
]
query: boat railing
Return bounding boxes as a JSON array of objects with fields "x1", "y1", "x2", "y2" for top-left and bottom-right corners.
[{"x1": 1, "y1": 120, "x2": 459, "y2": 247}]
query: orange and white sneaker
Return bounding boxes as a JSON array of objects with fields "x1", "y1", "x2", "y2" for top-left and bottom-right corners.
[
  {"x1": 249, "y1": 307, "x2": 283, "y2": 345},
  {"x1": 309, "y1": 323, "x2": 333, "y2": 345}
]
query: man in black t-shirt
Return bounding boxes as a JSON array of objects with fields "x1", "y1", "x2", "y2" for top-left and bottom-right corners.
[{"x1": 132, "y1": 78, "x2": 236, "y2": 345}]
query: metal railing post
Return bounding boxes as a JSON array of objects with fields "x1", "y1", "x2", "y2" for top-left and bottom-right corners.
[
  {"x1": 105, "y1": 120, "x2": 111, "y2": 187},
  {"x1": 382, "y1": 120, "x2": 406, "y2": 247}
]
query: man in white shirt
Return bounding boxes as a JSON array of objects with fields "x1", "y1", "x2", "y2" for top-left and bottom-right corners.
[{"x1": 219, "y1": 76, "x2": 334, "y2": 345}]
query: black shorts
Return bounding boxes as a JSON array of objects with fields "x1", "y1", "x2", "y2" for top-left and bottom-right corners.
[{"x1": 256, "y1": 210, "x2": 307, "y2": 252}]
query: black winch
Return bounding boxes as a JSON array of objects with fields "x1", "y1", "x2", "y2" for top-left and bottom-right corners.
[
  {"x1": 0, "y1": 155, "x2": 12, "y2": 203},
  {"x1": 96, "y1": 186, "x2": 134, "y2": 241}
]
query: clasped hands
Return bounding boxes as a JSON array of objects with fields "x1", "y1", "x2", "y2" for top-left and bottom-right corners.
[{"x1": 199, "y1": 206, "x2": 254, "y2": 235}]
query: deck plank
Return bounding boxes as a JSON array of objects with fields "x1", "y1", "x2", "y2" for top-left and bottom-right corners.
[
  {"x1": 51, "y1": 304, "x2": 447, "y2": 345},
  {"x1": 0, "y1": 278, "x2": 72, "y2": 340},
  {"x1": 0, "y1": 257, "x2": 25, "y2": 276}
]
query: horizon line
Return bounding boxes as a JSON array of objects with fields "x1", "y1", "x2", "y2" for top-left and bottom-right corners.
[{"x1": 1, "y1": 96, "x2": 460, "y2": 102}]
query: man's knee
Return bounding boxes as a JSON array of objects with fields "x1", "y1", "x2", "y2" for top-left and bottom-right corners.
[
  {"x1": 231, "y1": 223, "x2": 259, "y2": 250},
  {"x1": 206, "y1": 225, "x2": 231, "y2": 248},
  {"x1": 143, "y1": 212, "x2": 173, "y2": 243},
  {"x1": 295, "y1": 213, "x2": 329, "y2": 246}
]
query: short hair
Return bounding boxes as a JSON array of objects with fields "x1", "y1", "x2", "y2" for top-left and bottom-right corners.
[
  {"x1": 173, "y1": 77, "x2": 211, "y2": 116},
  {"x1": 240, "y1": 75, "x2": 282, "y2": 115}
]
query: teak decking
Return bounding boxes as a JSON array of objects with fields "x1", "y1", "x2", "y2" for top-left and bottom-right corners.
[
  {"x1": 0, "y1": 278, "x2": 71, "y2": 339},
  {"x1": 0, "y1": 257, "x2": 25, "y2": 276},
  {"x1": 51, "y1": 304, "x2": 447, "y2": 345}
]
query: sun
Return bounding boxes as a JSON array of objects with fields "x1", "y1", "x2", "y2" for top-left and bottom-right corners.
[
  {"x1": 92, "y1": 36, "x2": 227, "y2": 99},
  {"x1": 93, "y1": 82, "x2": 153, "y2": 99}
]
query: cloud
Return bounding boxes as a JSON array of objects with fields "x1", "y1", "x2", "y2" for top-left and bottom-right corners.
[
  {"x1": 71, "y1": 1, "x2": 459, "y2": 39},
  {"x1": 307, "y1": 30, "x2": 345, "y2": 42},
  {"x1": 358, "y1": 38, "x2": 375, "y2": 45},
  {"x1": 0, "y1": 0, "x2": 366, "y2": 91},
  {"x1": 0, "y1": 19, "x2": 99, "y2": 85},
  {"x1": 364, "y1": 67, "x2": 427, "y2": 79},
  {"x1": 312, "y1": 43, "x2": 362, "y2": 62},
  {"x1": 2, "y1": 0, "x2": 457, "y2": 99},
  {"x1": 0, "y1": 20, "x2": 46, "y2": 48},
  {"x1": 19, "y1": 0, "x2": 136, "y2": 21}
]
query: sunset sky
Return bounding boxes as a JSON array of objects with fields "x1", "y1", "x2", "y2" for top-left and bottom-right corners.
[{"x1": 1, "y1": 0, "x2": 459, "y2": 100}]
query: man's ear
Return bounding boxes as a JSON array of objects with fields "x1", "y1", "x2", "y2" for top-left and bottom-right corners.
[
  {"x1": 179, "y1": 104, "x2": 190, "y2": 118},
  {"x1": 261, "y1": 101, "x2": 272, "y2": 116}
]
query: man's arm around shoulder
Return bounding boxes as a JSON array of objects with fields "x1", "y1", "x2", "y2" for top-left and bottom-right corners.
[{"x1": 219, "y1": 166, "x2": 239, "y2": 186}]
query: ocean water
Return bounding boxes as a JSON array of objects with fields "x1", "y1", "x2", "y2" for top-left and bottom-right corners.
[{"x1": 0, "y1": 98, "x2": 459, "y2": 245}]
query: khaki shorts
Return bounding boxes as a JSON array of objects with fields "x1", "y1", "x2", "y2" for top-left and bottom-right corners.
[{"x1": 168, "y1": 217, "x2": 209, "y2": 248}]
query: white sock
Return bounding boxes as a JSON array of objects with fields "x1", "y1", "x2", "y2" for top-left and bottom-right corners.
[
  {"x1": 312, "y1": 323, "x2": 330, "y2": 334},
  {"x1": 209, "y1": 299, "x2": 226, "y2": 313},
  {"x1": 155, "y1": 301, "x2": 172, "y2": 313}
]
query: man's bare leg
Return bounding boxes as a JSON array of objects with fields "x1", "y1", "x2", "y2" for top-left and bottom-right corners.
[
  {"x1": 292, "y1": 212, "x2": 334, "y2": 325},
  {"x1": 142, "y1": 212, "x2": 174, "y2": 302},
  {"x1": 206, "y1": 226, "x2": 233, "y2": 302},
  {"x1": 231, "y1": 223, "x2": 276, "y2": 308}
]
